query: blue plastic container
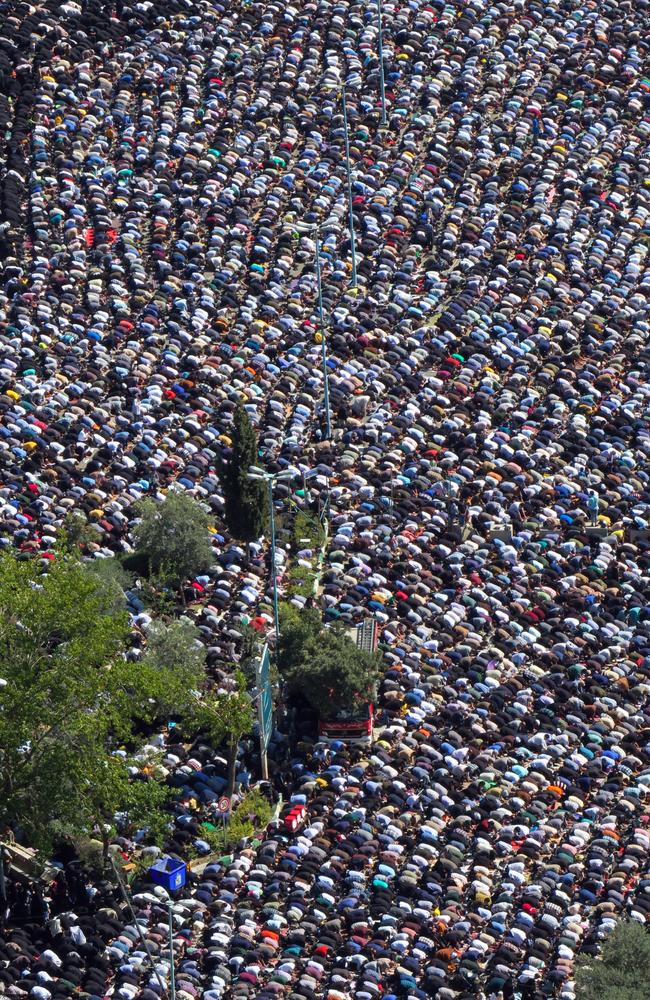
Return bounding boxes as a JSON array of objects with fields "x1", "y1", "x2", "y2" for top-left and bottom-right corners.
[{"x1": 149, "y1": 856, "x2": 186, "y2": 892}]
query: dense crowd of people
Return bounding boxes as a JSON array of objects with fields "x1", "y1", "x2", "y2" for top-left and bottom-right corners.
[{"x1": 1, "y1": 0, "x2": 650, "y2": 997}]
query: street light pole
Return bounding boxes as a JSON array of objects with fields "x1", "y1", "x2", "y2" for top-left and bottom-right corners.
[
  {"x1": 341, "y1": 86, "x2": 358, "y2": 289},
  {"x1": 110, "y1": 859, "x2": 167, "y2": 998},
  {"x1": 249, "y1": 467, "x2": 289, "y2": 649},
  {"x1": 315, "y1": 230, "x2": 331, "y2": 439},
  {"x1": 267, "y1": 476, "x2": 280, "y2": 648},
  {"x1": 0, "y1": 846, "x2": 7, "y2": 912},
  {"x1": 249, "y1": 466, "x2": 324, "y2": 649},
  {"x1": 377, "y1": 0, "x2": 387, "y2": 125},
  {"x1": 167, "y1": 901, "x2": 176, "y2": 1000}
]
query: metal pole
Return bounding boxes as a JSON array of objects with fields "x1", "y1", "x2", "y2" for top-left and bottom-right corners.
[
  {"x1": 315, "y1": 231, "x2": 331, "y2": 438},
  {"x1": 268, "y1": 477, "x2": 280, "y2": 647},
  {"x1": 110, "y1": 859, "x2": 168, "y2": 998},
  {"x1": 0, "y1": 846, "x2": 6, "y2": 910},
  {"x1": 255, "y1": 649, "x2": 271, "y2": 782},
  {"x1": 321, "y1": 475, "x2": 330, "y2": 525},
  {"x1": 377, "y1": 0, "x2": 387, "y2": 125},
  {"x1": 260, "y1": 753, "x2": 269, "y2": 782},
  {"x1": 341, "y1": 86, "x2": 358, "y2": 289},
  {"x1": 167, "y1": 901, "x2": 176, "y2": 1000},
  {"x1": 260, "y1": 725, "x2": 269, "y2": 783}
]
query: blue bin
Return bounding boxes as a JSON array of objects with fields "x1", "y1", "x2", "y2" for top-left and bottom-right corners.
[{"x1": 149, "y1": 856, "x2": 186, "y2": 892}]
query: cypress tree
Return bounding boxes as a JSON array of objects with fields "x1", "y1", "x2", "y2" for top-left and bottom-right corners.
[{"x1": 223, "y1": 403, "x2": 269, "y2": 541}]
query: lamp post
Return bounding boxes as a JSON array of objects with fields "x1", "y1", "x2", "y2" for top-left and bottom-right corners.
[
  {"x1": 377, "y1": 0, "x2": 387, "y2": 125},
  {"x1": 314, "y1": 229, "x2": 332, "y2": 439},
  {"x1": 341, "y1": 86, "x2": 358, "y2": 289},
  {"x1": 109, "y1": 858, "x2": 168, "y2": 998},
  {"x1": 247, "y1": 468, "x2": 294, "y2": 648},
  {"x1": 167, "y1": 901, "x2": 176, "y2": 1000}
]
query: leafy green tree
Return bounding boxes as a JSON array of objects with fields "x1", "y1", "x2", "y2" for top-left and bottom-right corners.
[
  {"x1": 0, "y1": 553, "x2": 197, "y2": 853},
  {"x1": 88, "y1": 556, "x2": 133, "y2": 599},
  {"x1": 96, "y1": 623, "x2": 205, "y2": 736},
  {"x1": 138, "y1": 578, "x2": 177, "y2": 618},
  {"x1": 277, "y1": 603, "x2": 322, "y2": 673},
  {"x1": 84, "y1": 755, "x2": 171, "y2": 862},
  {"x1": 185, "y1": 672, "x2": 254, "y2": 796},
  {"x1": 575, "y1": 921, "x2": 650, "y2": 1000},
  {"x1": 59, "y1": 511, "x2": 97, "y2": 552},
  {"x1": 133, "y1": 492, "x2": 213, "y2": 587},
  {"x1": 278, "y1": 603, "x2": 380, "y2": 715},
  {"x1": 222, "y1": 403, "x2": 268, "y2": 541},
  {"x1": 237, "y1": 623, "x2": 263, "y2": 686},
  {"x1": 144, "y1": 619, "x2": 206, "y2": 684},
  {"x1": 135, "y1": 619, "x2": 207, "y2": 722}
]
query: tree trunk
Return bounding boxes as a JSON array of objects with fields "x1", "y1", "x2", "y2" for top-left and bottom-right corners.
[
  {"x1": 101, "y1": 825, "x2": 111, "y2": 865},
  {"x1": 226, "y1": 738, "x2": 237, "y2": 798}
]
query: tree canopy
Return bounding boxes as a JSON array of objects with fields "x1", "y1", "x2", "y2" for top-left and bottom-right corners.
[
  {"x1": 142, "y1": 619, "x2": 206, "y2": 712},
  {"x1": 59, "y1": 511, "x2": 97, "y2": 552},
  {"x1": 85, "y1": 755, "x2": 172, "y2": 861},
  {"x1": 278, "y1": 604, "x2": 380, "y2": 715},
  {"x1": 132, "y1": 491, "x2": 214, "y2": 586},
  {"x1": 0, "y1": 553, "x2": 203, "y2": 853},
  {"x1": 575, "y1": 921, "x2": 650, "y2": 1000},
  {"x1": 184, "y1": 671, "x2": 255, "y2": 796},
  {"x1": 222, "y1": 403, "x2": 269, "y2": 541}
]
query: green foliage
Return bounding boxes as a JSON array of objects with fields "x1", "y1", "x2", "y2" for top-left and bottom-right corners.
[
  {"x1": 86, "y1": 755, "x2": 172, "y2": 857},
  {"x1": 87, "y1": 557, "x2": 133, "y2": 606},
  {"x1": 184, "y1": 672, "x2": 255, "y2": 795},
  {"x1": 59, "y1": 511, "x2": 96, "y2": 551},
  {"x1": 74, "y1": 838, "x2": 106, "y2": 873},
  {"x1": 188, "y1": 672, "x2": 254, "y2": 746},
  {"x1": 137, "y1": 619, "x2": 206, "y2": 719},
  {"x1": 222, "y1": 404, "x2": 269, "y2": 541},
  {"x1": 133, "y1": 492, "x2": 213, "y2": 587},
  {"x1": 285, "y1": 561, "x2": 318, "y2": 600},
  {"x1": 293, "y1": 510, "x2": 326, "y2": 550},
  {"x1": 278, "y1": 603, "x2": 380, "y2": 715},
  {"x1": 0, "y1": 552, "x2": 195, "y2": 853},
  {"x1": 144, "y1": 619, "x2": 206, "y2": 682},
  {"x1": 89, "y1": 556, "x2": 132, "y2": 590},
  {"x1": 199, "y1": 789, "x2": 274, "y2": 854},
  {"x1": 278, "y1": 603, "x2": 322, "y2": 671},
  {"x1": 237, "y1": 624, "x2": 263, "y2": 686},
  {"x1": 575, "y1": 921, "x2": 650, "y2": 1000},
  {"x1": 119, "y1": 549, "x2": 151, "y2": 578},
  {"x1": 234, "y1": 787, "x2": 274, "y2": 830},
  {"x1": 284, "y1": 509, "x2": 326, "y2": 598},
  {"x1": 137, "y1": 577, "x2": 177, "y2": 618}
]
